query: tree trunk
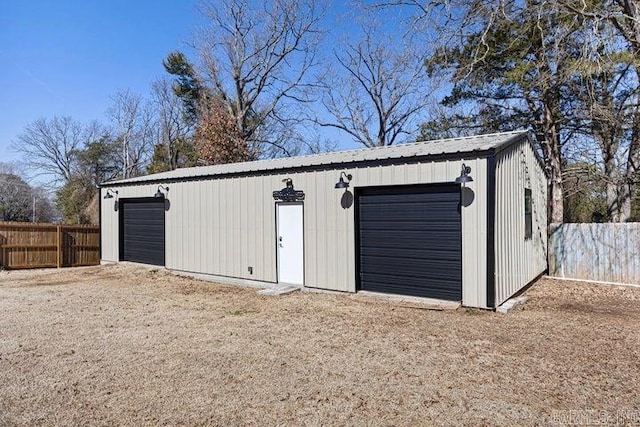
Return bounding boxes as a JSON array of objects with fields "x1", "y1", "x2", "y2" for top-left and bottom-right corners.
[
  {"x1": 607, "y1": 182, "x2": 633, "y2": 222},
  {"x1": 604, "y1": 147, "x2": 620, "y2": 221},
  {"x1": 615, "y1": 182, "x2": 632, "y2": 222},
  {"x1": 548, "y1": 155, "x2": 564, "y2": 224},
  {"x1": 540, "y1": 104, "x2": 564, "y2": 224},
  {"x1": 603, "y1": 131, "x2": 634, "y2": 222},
  {"x1": 604, "y1": 171, "x2": 632, "y2": 222}
]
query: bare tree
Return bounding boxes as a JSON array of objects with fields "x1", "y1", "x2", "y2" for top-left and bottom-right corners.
[
  {"x1": 518, "y1": 0, "x2": 640, "y2": 224},
  {"x1": 317, "y1": 16, "x2": 434, "y2": 147},
  {"x1": 107, "y1": 90, "x2": 155, "y2": 178},
  {"x1": 12, "y1": 116, "x2": 102, "y2": 185},
  {"x1": 556, "y1": 0, "x2": 640, "y2": 221},
  {"x1": 568, "y1": 67, "x2": 637, "y2": 222},
  {"x1": 195, "y1": 0, "x2": 324, "y2": 158},
  {"x1": 561, "y1": 0, "x2": 640, "y2": 52},
  {"x1": 150, "y1": 78, "x2": 196, "y2": 171},
  {"x1": 0, "y1": 163, "x2": 57, "y2": 222}
]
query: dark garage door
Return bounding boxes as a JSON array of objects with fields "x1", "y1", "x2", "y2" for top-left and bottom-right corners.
[
  {"x1": 357, "y1": 184, "x2": 462, "y2": 301},
  {"x1": 120, "y1": 199, "x2": 165, "y2": 266}
]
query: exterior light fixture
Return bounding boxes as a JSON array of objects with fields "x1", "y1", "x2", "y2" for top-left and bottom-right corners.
[
  {"x1": 455, "y1": 164, "x2": 473, "y2": 184},
  {"x1": 155, "y1": 185, "x2": 169, "y2": 198},
  {"x1": 335, "y1": 172, "x2": 352, "y2": 189},
  {"x1": 103, "y1": 189, "x2": 118, "y2": 199},
  {"x1": 273, "y1": 178, "x2": 305, "y2": 201}
]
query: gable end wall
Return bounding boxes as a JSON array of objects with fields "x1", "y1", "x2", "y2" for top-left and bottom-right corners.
[{"x1": 494, "y1": 138, "x2": 548, "y2": 305}]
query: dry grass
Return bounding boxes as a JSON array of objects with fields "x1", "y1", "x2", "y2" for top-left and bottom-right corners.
[{"x1": 0, "y1": 265, "x2": 639, "y2": 426}]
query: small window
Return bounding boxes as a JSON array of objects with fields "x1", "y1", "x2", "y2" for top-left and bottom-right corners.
[{"x1": 524, "y1": 188, "x2": 532, "y2": 240}]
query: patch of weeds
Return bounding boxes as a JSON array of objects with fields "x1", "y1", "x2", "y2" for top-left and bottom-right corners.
[{"x1": 464, "y1": 308, "x2": 484, "y2": 315}]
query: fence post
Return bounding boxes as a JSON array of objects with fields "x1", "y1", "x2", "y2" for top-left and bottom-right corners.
[
  {"x1": 0, "y1": 225, "x2": 4, "y2": 268},
  {"x1": 57, "y1": 225, "x2": 62, "y2": 268}
]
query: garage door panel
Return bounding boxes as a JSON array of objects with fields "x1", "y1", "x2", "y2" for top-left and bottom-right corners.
[
  {"x1": 360, "y1": 207, "x2": 459, "y2": 221},
  {"x1": 123, "y1": 224, "x2": 165, "y2": 233},
  {"x1": 361, "y1": 249, "x2": 462, "y2": 264},
  {"x1": 359, "y1": 229, "x2": 460, "y2": 245},
  {"x1": 362, "y1": 273, "x2": 460, "y2": 290},
  {"x1": 123, "y1": 222, "x2": 164, "y2": 230},
  {"x1": 360, "y1": 241, "x2": 460, "y2": 252},
  {"x1": 359, "y1": 192, "x2": 458, "y2": 204},
  {"x1": 120, "y1": 199, "x2": 165, "y2": 266},
  {"x1": 361, "y1": 258, "x2": 461, "y2": 275},
  {"x1": 359, "y1": 221, "x2": 460, "y2": 232},
  {"x1": 361, "y1": 270, "x2": 462, "y2": 284},
  {"x1": 124, "y1": 249, "x2": 164, "y2": 264},
  {"x1": 359, "y1": 227, "x2": 460, "y2": 237},
  {"x1": 357, "y1": 184, "x2": 462, "y2": 301},
  {"x1": 359, "y1": 231, "x2": 461, "y2": 252},
  {"x1": 362, "y1": 267, "x2": 460, "y2": 284},
  {"x1": 123, "y1": 226, "x2": 165, "y2": 236}
]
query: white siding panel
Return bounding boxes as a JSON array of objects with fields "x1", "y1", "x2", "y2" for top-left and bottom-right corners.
[
  {"x1": 305, "y1": 174, "x2": 318, "y2": 287},
  {"x1": 162, "y1": 176, "x2": 281, "y2": 282},
  {"x1": 460, "y1": 160, "x2": 487, "y2": 309},
  {"x1": 100, "y1": 188, "x2": 119, "y2": 262},
  {"x1": 208, "y1": 180, "x2": 218, "y2": 274},
  {"x1": 494, "y1": 140, "x2": 548, "y2": 306}
]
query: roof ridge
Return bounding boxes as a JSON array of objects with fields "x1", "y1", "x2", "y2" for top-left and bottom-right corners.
[
  {"x1": 103, "y1": 130, "x2": 530, "y2": 186},
  {"x1": 196, "y1": 129, "x2": 529, "y2": 167},
  {"x1": 415, "y1": 129, "x2": 527, "y2": 144}
]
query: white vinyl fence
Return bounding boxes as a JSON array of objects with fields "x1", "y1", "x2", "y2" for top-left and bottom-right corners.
[{"x1": 548, "y1": 223, "x2": 640, "y2": 285}]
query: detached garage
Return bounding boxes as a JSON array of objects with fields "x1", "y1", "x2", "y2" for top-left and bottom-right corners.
[{"x1": 99, "y1": 131, "x2": 548, "y2": 309}]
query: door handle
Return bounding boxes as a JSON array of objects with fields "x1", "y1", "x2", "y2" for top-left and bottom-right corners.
[{"x1": 278, "y1": 236, "x2": 283, "y2": 247}]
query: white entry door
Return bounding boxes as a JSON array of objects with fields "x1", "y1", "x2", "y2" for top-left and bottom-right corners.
[{"x1": 277, "y1": 203, "x2": 304, "y2": 285}]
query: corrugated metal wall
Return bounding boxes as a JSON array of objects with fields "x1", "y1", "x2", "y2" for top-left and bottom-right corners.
[
  {"x1": 101, "y1": 157, "x2": 490, "y2": 307},
  {"x1": 494, "y1": 140, "x2": 548, "y2": 306},
  {"x1": 101, "y1": 184, "x2": 159, "y2": 265},
  {"x1": 549, "y1": 223, "x2": 640, "y2": 285}
]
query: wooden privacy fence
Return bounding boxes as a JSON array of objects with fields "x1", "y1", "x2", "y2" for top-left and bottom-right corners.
[
  {"x1": 548, "y1": 223, "x2": 640, "y2": 285},
  {"x1": 0, "y1": 222, "x2": 100, "y2": 269}
]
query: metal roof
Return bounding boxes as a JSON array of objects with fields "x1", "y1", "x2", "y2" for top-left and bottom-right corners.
[{"x1": 104, "y1": 130, "x2": 529, "y2": 185}]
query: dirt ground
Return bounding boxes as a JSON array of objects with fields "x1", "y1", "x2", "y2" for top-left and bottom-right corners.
[{"x1": 0, "y1": 264, "x2": 639, "y2": 426}]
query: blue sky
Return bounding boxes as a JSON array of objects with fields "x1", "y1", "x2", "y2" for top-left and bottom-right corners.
[
  {"x1": 0, "y1": 0, "x2": 200, "y2": 163},
  {"x1": 0, "y1": 1, "x2": 425, "y2": 168}
]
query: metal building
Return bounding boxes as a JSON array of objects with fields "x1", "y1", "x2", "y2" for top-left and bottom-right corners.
[{"x1": 99, "y1": 131, "x2": 547, "y2": 309}]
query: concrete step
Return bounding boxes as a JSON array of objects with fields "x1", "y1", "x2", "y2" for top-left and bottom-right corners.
[
  {"x1": 257, "y1": 285, "x2": 300, "y2": 296},
  {"x1": 496, "y1": 296, "x2": 528, "y2": 314}
]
